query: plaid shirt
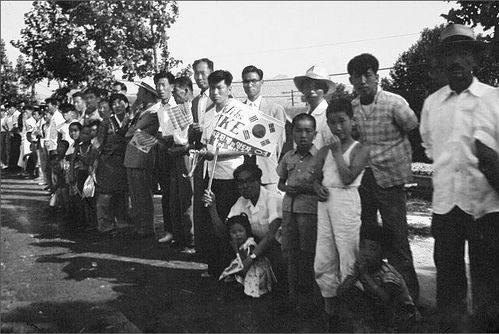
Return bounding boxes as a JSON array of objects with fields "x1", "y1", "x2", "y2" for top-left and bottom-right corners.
[{"x1": 352, "y1": 89, "x2": 418, "y2": 188}]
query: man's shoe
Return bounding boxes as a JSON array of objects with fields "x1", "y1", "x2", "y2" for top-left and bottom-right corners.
[{"x1": 158, "y1": 232, "x2": 173, "y2": 243}]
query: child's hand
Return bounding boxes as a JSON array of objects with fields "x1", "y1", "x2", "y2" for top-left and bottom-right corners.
[
  {"x1": 328, "y1": 134, "x2": 342, "y2": 155},
  {"x1": 202, "y1": 189, "x2": 216, "y2": 207},
  {"x1": 314, "y1": 184, "x2": 329, "y2": 201}
]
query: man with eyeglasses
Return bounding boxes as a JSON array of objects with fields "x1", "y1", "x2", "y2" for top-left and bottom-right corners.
[
  {"x1": 241, "y1": 65, "x2": 287, "y2": 192},
  {"x1": 347, "y1": 53, "x2": 420, "y2": 305}
]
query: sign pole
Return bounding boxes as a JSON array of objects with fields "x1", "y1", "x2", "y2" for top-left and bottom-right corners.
[{"x1": 206, "y1": 146, "x2": 219, "y2": 193}]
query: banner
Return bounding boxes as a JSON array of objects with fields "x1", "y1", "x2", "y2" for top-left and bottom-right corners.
[{"x1": 209, "y1": 100, "x2": 285, "y2": 158}]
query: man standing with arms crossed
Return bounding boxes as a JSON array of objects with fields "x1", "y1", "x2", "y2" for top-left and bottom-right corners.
[
  {"x1": 347, "y1": 53, "x2": 420, "y2": 304},
  {"x1": 241, "y1": 65, "x2": 286, "y2": 192},
  {"x1": 420, "y1": 24, "x2": 498, "y2": 332}
]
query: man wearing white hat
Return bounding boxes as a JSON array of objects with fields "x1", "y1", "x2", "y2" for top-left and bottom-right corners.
[
  {"x1": 293, "y1": 65, "x2": 336, "y2": 149},
  {"x1": 123, "y1": 77, "x2": 160, "y2": 239},
  {"x1": 420, "y1": 24, "x2": 498, "y2": 331},
  {"x1": 347, "y1": 53, "x2": 420, "y2": 305}
]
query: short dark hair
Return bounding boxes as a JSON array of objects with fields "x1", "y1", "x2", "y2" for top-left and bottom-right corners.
[
  {"x1": 112, "y1": 81, "x2": 127, "y2": 92},
  {"x1": 83, "y1": 87, "x2": 105, "y2": 98},
  {"x1": 99, "y1": 98, "x2": 110, "y2": 105},
  {"x1": 69, "y1": 121, "x2": 83, "y2": 131},
  {"x1": 57, "y1": 139, "x2": 70, "y2": 153},
  {"x1": 347, "y1": 53, "x2": 379, "y2": 76},
  {"x1": 242, "y1": 65, "x2": 264, "y2": 80},
  {"x1": 193, "y1": 58, "x2": 214, "y2": 71},
  {"x1": 72, "y1": 91, "x2": 84, "y2": 99},
  {"x1": 24, "y1": 105, "x2": 35, "y2": 112},
  {"x1": 326, "y1": 97, "x2": 353, "y2": 119},
  {"x1": 174, "y1": 76, "x2": 193, "y2": 92},
  {"x1": 292, "y1": 113, "x2": 316, "y2": 130},
  {"x1": 59, "y1": 103, "x2": 76, "y2": 114},
  {"x1": 226, "y1": 213, "x2": 253, "y2": 239},
  {"x1": 45, "y1": 97, "x2": 60, "y2": 106},
  {"x1": 208, "y1": 70, "x2": 233, "y2": 87},
  {"x1": 233, "y1": 163, "x2": 263, "y2": 182},
  {"x1": 109, "y1": 93, "x2": 129, "y2": 107},
  {"x1": 153, "y1": 70, "x2": 175, "y2": 85},
  {"x1": 88, "y1": 119, "x2": 101, "y2": 128}
]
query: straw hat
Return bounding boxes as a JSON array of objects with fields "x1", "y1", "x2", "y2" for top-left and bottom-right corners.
[
  {"x1": 431, "y1": 24, "x2": 487, "y2": 55},
  {"x1": 135, "y1": 77, "x2": 158, "y2": 96},
  {"x1": 293, "y1": 65, "x2": 336, "y2": 95}
]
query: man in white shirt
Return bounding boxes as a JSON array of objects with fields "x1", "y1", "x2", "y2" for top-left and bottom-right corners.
[
  {"x1": 82, "y1": 87, "x2": 104, "y2": 125},
  {"x1": 293, "y1": 65, "x2": 336, "y2": 149},
  {"x1": 199, "y1": 70, "x2": 246, "y2": 277},
  {"x1": 420, "y1": 24, "x2": 498, "y2": 332},
  {"x1": 241, "y1": 65, "x2": 286, "y2": 192},
  {"x1": 44, "y1": 98, "x2": 65, "y2": 192},
  {"x1": 72, "y1": 91, "x2": 86, "y2": 120},
  {"x1": 190, "y1": 58, "x2": 214, "y2": 260},
  {"x1": 154, "y1": 71, "x2": 194, "y2": 251}
]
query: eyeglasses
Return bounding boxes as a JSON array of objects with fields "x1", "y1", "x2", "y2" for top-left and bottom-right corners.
[{"x1": 242, "y1": 79, "x2": 261, "y2": 85}]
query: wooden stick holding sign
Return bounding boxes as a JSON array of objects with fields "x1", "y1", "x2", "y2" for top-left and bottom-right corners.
[{"x1": 205, "y1": 146, "x2": 220, "y2": 207}]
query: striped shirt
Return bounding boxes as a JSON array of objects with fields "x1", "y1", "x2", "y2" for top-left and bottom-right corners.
[{"x1": 352, "y1": 89, "x2": 418, "y2": 188}]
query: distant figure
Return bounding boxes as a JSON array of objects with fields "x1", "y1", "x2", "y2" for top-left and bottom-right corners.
[{"x1": 112, "y1": 81, "x2": 128, "y2": 95}]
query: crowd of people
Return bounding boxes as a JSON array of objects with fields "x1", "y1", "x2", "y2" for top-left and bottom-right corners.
[{"x1": 1, "y1": 23, "x2": 498, "y2": 332}]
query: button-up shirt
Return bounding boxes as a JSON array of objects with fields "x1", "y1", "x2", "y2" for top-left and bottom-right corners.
[
  {"x1": 307, "y1": 99, "x2": 332, "y2": 149},
  {"x1": 228, "y1": 186, "x2": 283, "y2": 239},
  {"x1": 420, "y1": 78, "x2": 496, "y2": 218},
  {"x1": 245, "y1": 95, "x2": 262, "y2": 110},
  {"x1": 46, "y1": 110, "x2": 66, "y2": 151},
  {"x1": 157, "y1": 98, "x2": 189, "y2": 145},
  {"x1": 276, "y1": 145, "x2": 318, "y2": 214},
  {"x1": 353, "y1": 88, "x2": 418, "y2": 188}
]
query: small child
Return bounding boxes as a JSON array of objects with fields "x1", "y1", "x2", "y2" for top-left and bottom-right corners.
[
  {"x1": 276, "y1": 113, "x2": 319, "y2": 314},
  {"x1": 312, "y1": 98, "x2": 369, "y2": 316},
  {"x1": 219, "y1": 213, "x2": 276, "y2": 298},
  {"x1": 50, "y1": 140, "x2": 70, "y2": 212},
  {"x1": 335, "y1": 224, "x2": 420, "y2": 332}
]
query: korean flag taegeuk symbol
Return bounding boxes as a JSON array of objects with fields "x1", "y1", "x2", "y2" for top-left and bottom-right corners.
[{"x1": 210, "y1": 100, "x2": 284, "y2": 158}]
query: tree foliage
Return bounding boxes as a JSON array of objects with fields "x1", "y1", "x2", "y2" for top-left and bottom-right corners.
[
  {"x1": 12, "y1": 1, "x2": 185, "y2": 88},
  {"x1": 1, "y1": 39, "x2": 31, "y2": 105}
]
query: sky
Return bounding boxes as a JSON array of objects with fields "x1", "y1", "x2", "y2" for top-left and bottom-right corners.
[{"x1": 1, "y1": 1, "x2": 458, "y2": 93}]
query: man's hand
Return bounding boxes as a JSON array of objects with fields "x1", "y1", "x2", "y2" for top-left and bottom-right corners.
[
  {"x1": 314, "y1": 183, "x2": 329, "y2": 201},
  {"x1": 198, "y1": 148, "x2": 214, "y2": 161},
  {"x1": 202, "y1": 189, "x2": 216, "y2": 207}
]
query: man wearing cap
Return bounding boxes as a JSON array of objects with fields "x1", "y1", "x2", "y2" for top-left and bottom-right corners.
[
  {"x1": 123, "y1": 77, "x2": 160, "y2": 239},
  {"x1": 347, "y1": 53, "x2": 420, "y2": 304},
  {"x1": 242, "y1": 65, "x2": 286, "y2": 192},
  {"x1": 293, "y1": 65, "x2": 335, "y2": 149},
  {"x1": 420, "y1": 24, "x2": 498, "y2": 331}
]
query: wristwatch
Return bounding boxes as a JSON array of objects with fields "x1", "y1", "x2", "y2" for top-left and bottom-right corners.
[{"x1": 250, "y1": 253, "x2": 257, "y2": 260}]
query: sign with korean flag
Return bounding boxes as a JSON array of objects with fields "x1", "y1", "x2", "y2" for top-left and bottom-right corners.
[{"x1": 209, "y1": 100, "x2": 284, "y2": 158}]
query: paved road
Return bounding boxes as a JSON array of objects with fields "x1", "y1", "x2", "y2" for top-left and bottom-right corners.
[{"x1": 1, "y1": 171, "x2": 440, "y2": 332}]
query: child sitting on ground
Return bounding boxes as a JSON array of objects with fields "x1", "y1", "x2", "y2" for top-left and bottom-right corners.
[
  {"x1": 335, "y1": 224, "x2": 420, "y2": 332},
  {"x1": 312, "y1": 98, "x2": 369, "y2": 319},
  {"x1": 219, "y1": 213, "x2": 276, "y2": 298}
]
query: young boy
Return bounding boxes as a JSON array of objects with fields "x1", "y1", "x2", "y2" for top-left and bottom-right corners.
[
  {"x1": 312, "y1": 98, "x2": 369, "y2": 318},
  {"x1": 276, "y1": 113, "x2": 319, "y2": 316},
  {"x1": 336, "y1": 224, "x2": 420, "y2": 332}
]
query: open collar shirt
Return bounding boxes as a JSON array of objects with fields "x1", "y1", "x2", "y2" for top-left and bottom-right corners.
[
  {"x1": 420, "y1": 78, "x2": 497, "y2": 219},
  {"x1": 157, "y1": 98, "x2": 189, "y2": 145},
  {"x1": 228, "y1": 186, "x2": 283, "y2": 240},
  {"x1": 352, "y1": 88, "x2": 418, "y2": 188}
]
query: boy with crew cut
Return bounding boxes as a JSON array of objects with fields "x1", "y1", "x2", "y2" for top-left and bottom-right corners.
[{"x1": 277, "y1": 113, "x2": 319, "y2": 317}]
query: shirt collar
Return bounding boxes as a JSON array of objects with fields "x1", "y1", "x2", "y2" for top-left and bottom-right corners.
[
  {"x1": 309, "y1": 99, "x2": 328, "y2": 116},
  {"x1": 243, "y1": 186, "x2": 267, "y2": 210},
  {"x1": 291, "y1": 144, "x2": 318, "y2": 157},
  {"x1": 161, "y1": 97, "x2": 178, "y2": 108},
  {"x1": 245, "y1": 95, "x2": 262, "y2": 108},
  {"x1": 444, "y1": 77, "x2": 482, "y2": 99}
]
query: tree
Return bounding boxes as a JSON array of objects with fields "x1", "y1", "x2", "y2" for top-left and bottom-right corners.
[
  {"x1": 12, "y1": 1, "x2": 186, "y2": 88},
  {"x1": 0, "y1": 39, "x2": 27, "y2": 105}
]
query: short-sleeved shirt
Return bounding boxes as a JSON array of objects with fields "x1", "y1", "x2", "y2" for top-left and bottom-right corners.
[
  {"x1": 276, "y1": 145, "x2": 318, "y2": 214},
  {"x1": 420, "y1": 79, "x2": 497, "y2": 219},
  {"x1": 352, "y1": 88, "x2": 418, "y2": 188},
  {"x1": 157, "y1": 98, "x2": 189, "y2": 145},
  {"x1": 228, "y1": 186, "x2": 283, "y2": 240},
  {"x1": 367, "y1": 261, "x2": 414, "y2": 307}
]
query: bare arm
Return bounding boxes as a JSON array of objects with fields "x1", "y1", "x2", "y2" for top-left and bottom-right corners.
[{"x1": 332, "y1": 141, "x2": 369, "y2": 185}]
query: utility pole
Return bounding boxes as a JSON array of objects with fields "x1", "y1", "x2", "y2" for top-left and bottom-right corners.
[{"x1": 281, "y1": 89, "x2": 295, "y2": 106}]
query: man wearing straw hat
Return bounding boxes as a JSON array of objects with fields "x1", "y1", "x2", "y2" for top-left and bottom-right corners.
[
  {"x1": 347, "y1": 53, "x2": 420, "y2": 305},
  {"x1": 420, "y1": 24, "x2": 498, "y2": 332},
  {"x1": 123, "y1": 77, "x2": 160, "y2": 239},
  {"x1": 293, "y1": 65, "x2": 336, "y2": 149}
]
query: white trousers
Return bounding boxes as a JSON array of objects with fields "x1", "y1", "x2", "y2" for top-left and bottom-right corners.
[{"x1": 314, "y1": 187, "x2": 361, "y2": 298}]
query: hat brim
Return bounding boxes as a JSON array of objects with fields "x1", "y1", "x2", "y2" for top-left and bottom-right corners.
[
  {"x1": 430, "y1": 40, "x2": 487, "y2": 55},
  {"x1": 135, "y1": 82, "x2": 158, "y2": 96},
  {"x1": 293, "y1": 76, "x2": 336, "y2": 95}
]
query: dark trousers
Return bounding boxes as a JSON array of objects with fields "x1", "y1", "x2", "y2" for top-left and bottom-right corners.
[
  {"x1": 96, "y1": 192, "x2": 129, "y2": 232},
  {"x1": 155, "y1": 146, "x2": 172, "y2": 234},
  {"x1": 1, "y1": 132, "x2": 9, "y2": 165},
  {"x1": 206, "y1": 178, "x2": 239, "y2": 277},
  {"x1": 193, "y1": 165, "x2": 208, "y2": 254},
  {"x1": 8, "y1": 133, "x2": 21, "y2": 169},
  {"x1": 359, "y1": 168, "x2": 420, "y2": 303},
  {"x1": 432, "y1": 207, "x2": 499, "y2": 332},
  {"x1": 127, "y1": 168, "x2": 155, "y2": 236},
  {"x1": 169, "y1": 155, "x2": 193, "y2": 247}
]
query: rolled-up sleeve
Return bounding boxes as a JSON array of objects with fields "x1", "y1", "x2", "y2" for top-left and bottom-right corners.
[{"x1": 474, "y1": 99, "x2": 498, "y2": 152}]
